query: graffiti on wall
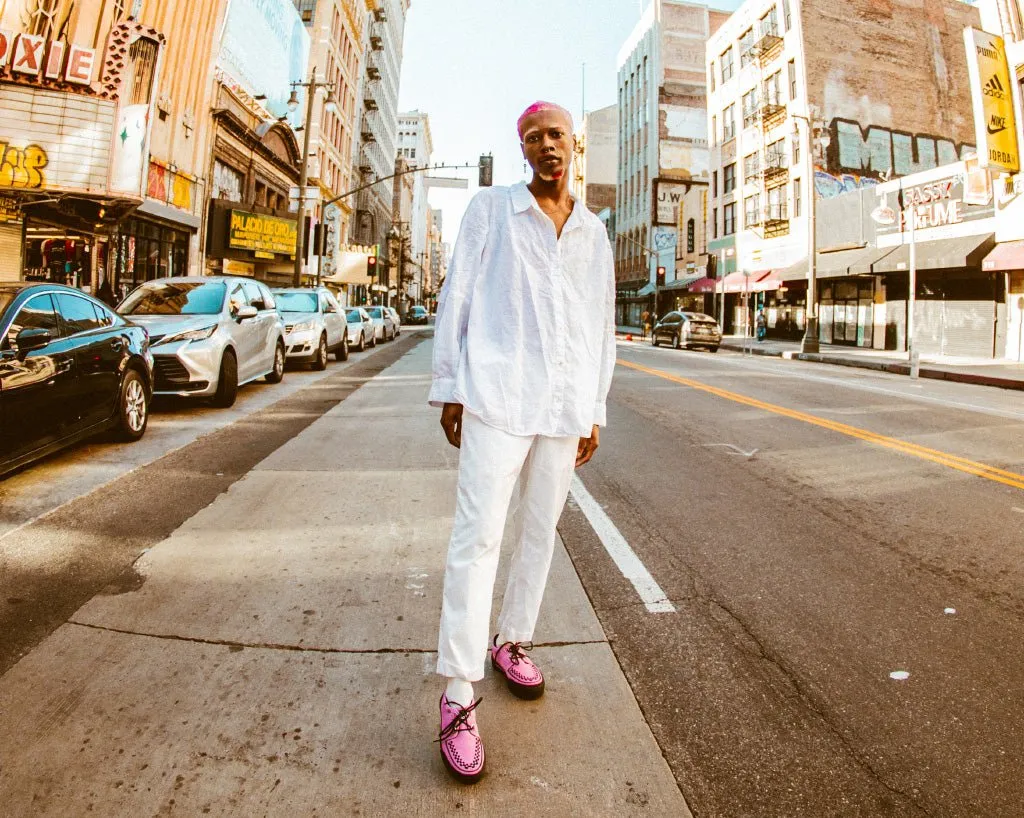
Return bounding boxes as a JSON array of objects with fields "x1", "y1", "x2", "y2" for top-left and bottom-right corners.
[
  {"x1": 0, "y1": 142, "x2": 48, "y2": 189},
  {"x1": 827, "y1": 118, "x2": 974, "y2": 187},
  {"x1": 814, "y1": 168, "x2": 878, "y2": 198}
]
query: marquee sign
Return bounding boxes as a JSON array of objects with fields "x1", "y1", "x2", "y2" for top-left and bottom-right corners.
[
  {"x1": 0, "y1": 30, "x2": 97, "y2": 86},
  {"x1": 228, "y1": 209, "x2": 297, "y2": 258}
]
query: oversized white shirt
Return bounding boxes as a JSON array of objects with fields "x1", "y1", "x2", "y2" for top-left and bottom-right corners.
[{"x1": 429, "y1": 181, "x2": 616, "y2": 438}]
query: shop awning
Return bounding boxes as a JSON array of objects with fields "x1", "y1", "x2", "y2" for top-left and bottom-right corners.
[
  {"x1": 720, "y1": 270, "x2": 772, "y2": 293},
  {"x1": 662, "y1": 273, "x2": 704, "y2": 290},
  {"x1": 779, "y1": 247, "x2": 894, "y2": 281},
  {"x1": 872, "y1": 233, "x2": 995, "y2": 274},
  {"x1": 636, "y1": 281, "x2": 657, "y2": 296},
  {"x1": 688, "y1": 276, "x2": 717, "y2": 293},
  {"x1": 982, "y1": 240, "x2": 1024, "y2": 272}
]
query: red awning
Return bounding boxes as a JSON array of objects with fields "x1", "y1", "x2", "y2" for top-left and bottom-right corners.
[
  {"x1": 720, "y1": 270, "x2": 772, "y2": 293},
  {"x1": 687, "y1": 276, "x2": 717, "y2": 293},
  {"x1": 982, "y1": 240, "x2": 1024, "y2": 272}
]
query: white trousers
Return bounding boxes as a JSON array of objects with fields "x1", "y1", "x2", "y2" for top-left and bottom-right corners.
[{"x1": 436, "y1": 412, "x2": 579, "y2": 682}]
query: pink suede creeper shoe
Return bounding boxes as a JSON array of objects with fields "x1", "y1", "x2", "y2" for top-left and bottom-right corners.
[
  {"x1": 490, "y1": 636, "x2": 545, "y2": 699},
  {"x1": 437, "y1": 694, "x2": 485, "y2": 783}
]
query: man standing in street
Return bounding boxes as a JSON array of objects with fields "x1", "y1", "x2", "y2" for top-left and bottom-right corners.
[{"x1": 428, "y1": 101, "x2": 616, "y2": 783}]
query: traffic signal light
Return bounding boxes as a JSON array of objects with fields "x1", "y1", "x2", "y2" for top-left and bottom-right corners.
[
  {"x1": 656, "y1": 266, "x2": 666, "y2": 287},
  {"x1": 478, "y1": 154, "x2": 493, "y2": 187},
  {"x1": 367, "y1": 254, "x2": 377, "y2": 277}
]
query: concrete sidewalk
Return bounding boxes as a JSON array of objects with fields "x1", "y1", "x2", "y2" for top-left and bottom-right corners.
[
  {"x1": 618, "y1": 324, "x2": 1024, "y2": 391},
  {"x1": 0, "y1": 343, "x2": 689, "y2": 816}
]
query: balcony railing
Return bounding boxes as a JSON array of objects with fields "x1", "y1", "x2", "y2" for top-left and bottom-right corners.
[
  {"x1": 762, "y1": 151, "x2": 788, "y2": 183},
  {"x1": 754, "y1": 23, "x2": 783, "y2": 61},
  {"x1": 764, "y1": 202, "x2": 788, "y2": 224},
  {"x1": 757, "y1": 97, "x2": 786, "y2": 127}
]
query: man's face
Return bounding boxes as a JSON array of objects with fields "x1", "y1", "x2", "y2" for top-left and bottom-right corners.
[{"x1": 520, "y1": 109, "x2": 575, "y2": 182}]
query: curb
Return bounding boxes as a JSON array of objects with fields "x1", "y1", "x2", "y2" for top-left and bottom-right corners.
[{"x1": 718, "y1": 341, "x2": 1024, "y2": 392}]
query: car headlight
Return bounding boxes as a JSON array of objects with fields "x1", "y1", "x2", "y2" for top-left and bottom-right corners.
[
  {"x1": 289, "y1": 320, "x2": 316, "y2": 334},
  {"x1": 157, "y1": 325, "x2": 217, "y2": 346}
]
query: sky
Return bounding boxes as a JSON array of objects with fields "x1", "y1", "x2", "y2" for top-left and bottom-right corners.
[{"x1": 396, "y1": 0, "x2": 745, "y2": 244}]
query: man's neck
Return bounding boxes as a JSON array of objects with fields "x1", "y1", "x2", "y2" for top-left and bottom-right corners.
[{"x1": 528, "y1": 176, "x2": 572, "y2": 208}]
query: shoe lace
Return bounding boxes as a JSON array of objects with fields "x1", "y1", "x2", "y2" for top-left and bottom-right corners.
[
  {"x1": 436, "y1": 697, "x2": 482, "y2": 743},
  {"x1": 505, "y1": 641, "x2": 534, "y2": 666}
]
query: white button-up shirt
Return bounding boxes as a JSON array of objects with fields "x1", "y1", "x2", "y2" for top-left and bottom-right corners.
[{"x1": 429, "y1": 182, "x2": 616, "y2": 438}]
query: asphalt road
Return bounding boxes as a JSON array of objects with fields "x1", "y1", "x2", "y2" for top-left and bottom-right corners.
[{"x1": 561, "y1": 340, "x2": 1024, "y2": 818}]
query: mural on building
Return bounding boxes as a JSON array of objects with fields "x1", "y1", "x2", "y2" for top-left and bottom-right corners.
[{"x1": 826, "y1": 118, "x2": 975, "y2": 192}]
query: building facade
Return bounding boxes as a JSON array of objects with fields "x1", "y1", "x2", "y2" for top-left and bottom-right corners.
[
  {"x1": 396, "y1": 110, "x2": 433, "y2": 264},
  {"x1": 574, "y1": 103, "x2": 618, "y2": 215},
  {"x1": 704, "y1": 0, "x2": 981, "y2": 338},
  {"x1": 0, "y1": 0, "x2": 172, "y2": 292},
  {"x1": 615, "y1": 0, "x2": 729, "y2": 322},
  {"x1": 349, "y1": 0, "x2": 409, "y2": 304}
]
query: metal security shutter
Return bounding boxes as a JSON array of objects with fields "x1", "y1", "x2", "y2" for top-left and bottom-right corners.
[
  {"x1": 0, "y1": 222, "x2": 23, "y2": 282},
  {"x1": 941, "y1": 301, "x2": 996, "y2": 357},
  {"x1": 914, "y1": 301, "x2": 944, "y2": 356}
]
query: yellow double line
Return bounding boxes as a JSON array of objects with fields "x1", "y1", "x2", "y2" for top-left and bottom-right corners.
[{"x1": 619, "y1": 359, "x2": 1024, "y2": 492}]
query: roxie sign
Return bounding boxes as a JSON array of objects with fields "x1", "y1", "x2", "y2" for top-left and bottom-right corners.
[{"x1": 0, "y1": 30, "x2": 98, "y2": 86}]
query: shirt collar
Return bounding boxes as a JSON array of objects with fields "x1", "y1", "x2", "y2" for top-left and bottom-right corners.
[{"x1": 510, "y1": 182, "x2": 585, "y2": 233}]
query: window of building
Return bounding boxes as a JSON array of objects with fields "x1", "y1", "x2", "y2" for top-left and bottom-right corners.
[
  {"x1": 793, "y1": 178, "x2": 802, "y2": 217},
  {"x1": 126, "y1": 37, "x2": 160, "y2": 107},
  {"x1": 768, "y1": 185, "x2": 786, "y2": 220},
  {"x1": 687, "y1": 219, "x2": 695, "y2": 253},
  {"x1": 709, "y1": 60, "x2": 716, "y2": 92},
  {"x1": 744, "y1": 194, "x2": 760, "y2": 228},
  {"x1": 767, "y1": 138, "x2": 785, "y2": 168},
  {"x1": 720, "y1": 46, "x2": 734, "y2": 82},
  {"x1": 739, "y1": 28, "x2": 754, "y2": 67},
  {"x1": 723, "y1": 163, "x2": 736, "y2": 194},
  {"x1": 712, "y1": 207, "x2": 718, "y2": 239},
  {"x1": 724, "y1": 202, "x2": 736, "y2": 235},
  {"x1": 764, "y1": 71, "x2": 782, "y2": 106},
  {"x1": 712, "y1": 170, "x2": 718, "y2": 198},
  {"x1": 742, "y1": 88, "x2": 759, "y2": 128},
  {"x1": 743, "y1": 152, "x2": 759, "y2": 181},
  {"x1": 783, "y1": 0, "x2": 792, "y2": 31},
  {"x1": 710, "y1": 114, "x2": 717, "y2": 146},
  {"x1": 761, "y1": 6, "x2": 779, "y2": 37},
  {"x1": 792, "y1": 132, "x2": 801, "y2": 166},
  {"x1": 723, "y1": 104, "x2": 736, "y2": 141},
  {"x1": 788, "y1": 59, "x2": 798, "y2": 100},
  {"x1": 26, "y1": 0, "x2": 59, "y2": 38}
]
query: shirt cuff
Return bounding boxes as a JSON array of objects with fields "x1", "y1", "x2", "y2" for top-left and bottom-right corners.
[
  {"x1": 593, "y1": 402, "x2": 607, "y2": 427},
  {"x1": 428, "y1": 377, "x2": 456, "y2": 408}
]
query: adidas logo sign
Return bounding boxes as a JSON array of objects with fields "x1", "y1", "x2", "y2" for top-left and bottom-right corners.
[{"x1": 983, "y1": 74, "x2": 1006, "y2": 99}]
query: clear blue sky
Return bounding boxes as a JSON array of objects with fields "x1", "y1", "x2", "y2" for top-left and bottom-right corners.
[{"x1": 397, "y1": 0, "x2": 744, "y2": 243}]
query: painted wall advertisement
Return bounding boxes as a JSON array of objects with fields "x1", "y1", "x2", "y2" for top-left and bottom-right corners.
[
  {"x1": 654, "y1": 179, "x2": 690, "y2": 226},
  {"x1": 964, "y1": 27, "x2": 1019, "y2": 174},
  {"x1": 217, "y1": 0, "x2": 310, "y2": 118}
]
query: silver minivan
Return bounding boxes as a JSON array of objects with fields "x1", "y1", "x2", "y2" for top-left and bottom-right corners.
[{"x1": 119, "y1": 276, "x2": 286, "y2": 407}]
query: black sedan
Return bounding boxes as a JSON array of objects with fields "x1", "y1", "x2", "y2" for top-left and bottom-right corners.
[
  {"x1": 0, "y1": 283, "x2": 153, "y2": 478},
  {"x1": 651, "y1": 311, "x2": 722, "y2": 351}
]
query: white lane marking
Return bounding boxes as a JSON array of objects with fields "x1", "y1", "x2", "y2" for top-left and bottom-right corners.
[
  {"x1": 890, "y1": 670, "x2": 911, "y2": 681},
  {"x1": 1013, "y1": 507, "x2": 1024, "y2": 514},
  {"x1": 644, "y1": 351, "x2": 1024, "y2": 422},
  {"x1": 703, "y1": 443, "x2": 759, "y2": 458},
  {"x1": 568, "y1": 475, "x2": 675, "y2": 614}
]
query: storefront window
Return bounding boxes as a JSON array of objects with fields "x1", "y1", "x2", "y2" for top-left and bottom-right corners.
[{"x1": 213, "y1": 161, "x2": 244, "y2": 201}]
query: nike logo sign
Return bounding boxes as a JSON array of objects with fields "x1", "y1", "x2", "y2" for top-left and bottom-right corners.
[{"x1": 988, "y1": 123, "x2": 1007, "y2": 134}]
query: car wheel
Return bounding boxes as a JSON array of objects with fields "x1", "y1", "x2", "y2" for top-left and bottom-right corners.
[
  {"x1": 369, "y1": 332, "x2": 377, "y2": 348},
  {"x1": 312, "y1": 334, "x2": 328, "y2": 371},
  {"x1": 652, "y1": 335, "x2": 659, "y2": 347},
  {"x1": 335, "y1": 334, "x2": 349, "y2": 361},
  {"x1": 356, "y1": 332, "x2": 365, "y2": 352},
  {"x1": 113, "y1": 368, "x2": 149, "y2": 442},
  {"x1": 212, "y1": 349, "x2": 238, "y2": 408},
  {"x1": 673, "y1": 333, "x2": 682, "y2": 350},
  {"x1": 708, "y1": 345, "x2": 719, "y2": 353},
  {"x1": 265, "y1": 341, "x2": 286, "y2": 383}
]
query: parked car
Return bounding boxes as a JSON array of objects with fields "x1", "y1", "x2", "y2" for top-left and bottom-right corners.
[
  {"x1": 272, "y1": 286, "x2": 348, "y2": 369},
  {"x1": 364, "y1": 305, "x2": 397, "y2": 342},
  {"x1": 345, "y1": 307, "x2": 376, "y2": 351},
  {"x1": 405, "y1": 305, "x2": 429, "y2": 325},
  {"x1": 0, "y1": 283, "x2": 153, "y2": 477},
  {"x1": 388, "y1": 306, "x2": 402, "y2": 336},
  {"x1": 119, "y1": 276, "x2": 286, "y2": 408},
  {"x1": 652, "y1": 311, "x2": 722, "y2": 351}
]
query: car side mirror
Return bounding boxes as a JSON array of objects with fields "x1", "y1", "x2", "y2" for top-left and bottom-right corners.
[
  {"x1": 236, "y1": 305, "x2": 258, "y2": 321},
  {"x1": 15, "y1": 327, "x2": 52, "y2": 358}
]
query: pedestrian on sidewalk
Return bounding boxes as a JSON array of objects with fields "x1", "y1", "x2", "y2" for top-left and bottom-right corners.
[
  {"x1": 640, "y1": 309, "x2": 650, "y2": 340},
  {"x1": 429, "y1": 100, "x2": 616, "y2": 784},
  {"x1": 756, "y1": 308, "x2": 767, "y2": 342}
]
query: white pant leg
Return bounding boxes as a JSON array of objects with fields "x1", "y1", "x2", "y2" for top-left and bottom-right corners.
[
  {"x1": 436, "y1": 412, "x2": 533, "y2": 681},
  {"x1": 496, "y1": 432, "x2": 579, "y2": 644}
]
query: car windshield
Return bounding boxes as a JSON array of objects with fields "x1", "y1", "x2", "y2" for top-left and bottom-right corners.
[
  {"x1": 120, "y1": 281, "x2": 226, "y2": 315},
  {"x1": 687, "y1": 313, "x2": 715, "y2": 322},
  {"x1": 276, "y1": 292, "x2": 318, "y2": 313},
  {"x1": 367, "y1": 307, "x2": 383, "y2": 318},
  {"x1": 347, "y1": 310, "x2": 363, "y2": 322}
]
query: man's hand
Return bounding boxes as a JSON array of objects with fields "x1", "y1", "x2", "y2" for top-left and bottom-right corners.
[
  {"x1": 440, "y1": 403, "x2": 464, "y2": 448},
  {"x1": 576, "y1": 425, "x2": 600, "y2": 468}
]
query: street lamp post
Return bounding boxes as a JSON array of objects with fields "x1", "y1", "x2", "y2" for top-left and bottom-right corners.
[
  {"x1": 289, "y1": 68, "x2": 338, "y2": 288},
  {"x1": 792, "y1": 113, "x2": 830, "y2": 354},
  {"x1": 871, "y1": 191, "x2": 918, "y2": 376}
]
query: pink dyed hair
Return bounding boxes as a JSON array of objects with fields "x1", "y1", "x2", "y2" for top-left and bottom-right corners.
[{"x1": 517, "y1": 101, "x2": 573, "y2": 139}]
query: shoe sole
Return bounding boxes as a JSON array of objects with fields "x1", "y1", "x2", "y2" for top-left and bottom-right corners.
[
  {"x1": 491, "y1": 655, "x2": 545, "y2": 700},
  {"x1": 440, "y1": 749, "x2": 485, "y2": 784}
]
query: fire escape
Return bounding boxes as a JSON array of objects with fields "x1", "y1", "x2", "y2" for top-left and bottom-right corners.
[{"x1": 751, "y1": 14, "x2": 789, "y2": 240}]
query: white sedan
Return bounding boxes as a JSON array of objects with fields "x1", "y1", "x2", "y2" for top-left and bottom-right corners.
[
  {"x1": 345, "y1": 307, "x2": 376, "y2": 352},
  {"x1": 273, "y1": 287, "x2": 348, "y2": 369}
]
